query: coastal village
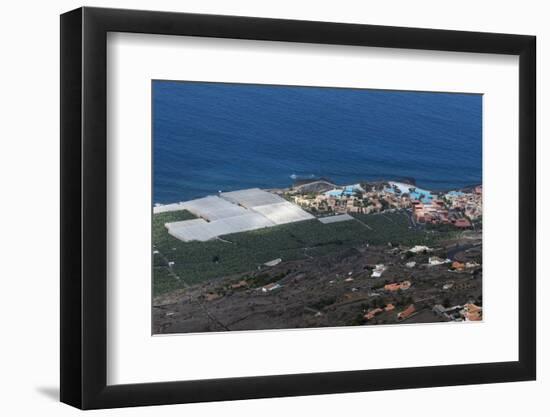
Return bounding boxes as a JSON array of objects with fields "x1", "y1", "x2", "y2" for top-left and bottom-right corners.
[
  {"x1": 289, "y1": 179, "x2": 482, "y2": 229},
  {"x1": 286, "y1": 179, "x2": 483, "y2": 325},
  {"x1": 153, "y1": 178, "x2": 483, "y2": 333}
]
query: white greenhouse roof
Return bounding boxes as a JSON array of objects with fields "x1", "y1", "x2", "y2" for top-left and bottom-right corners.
[
  {"x1": 220, "y1": 188, "x2": 285, "y2": 208},
  {"x1": 318, "y1": 214, "x2": 355, "y2": 224},
  {"x1": 161, "y1": 189, "x2": 316, "y2": 242},
  {"x1": 166, "y1": 213, "x2": 274, "y2": 242},
  {"x1": 251, "y1": 202, "x2": 314, "y2": 225},
  {"x1": 179, "y1": 195, "x2": 248, "y2": 221},
  {"x1": 165, "y1": 218, "x2": 212, "y2": 242}
]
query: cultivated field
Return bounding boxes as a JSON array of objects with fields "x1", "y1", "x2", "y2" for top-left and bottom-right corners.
[{"x1": 153, "y1": 209, "x2": 458, "y2": 296}]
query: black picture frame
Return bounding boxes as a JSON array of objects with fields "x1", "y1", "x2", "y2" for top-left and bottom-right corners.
[{"x1": 60, "y1": 6, "x2": 536, "y2": 410}]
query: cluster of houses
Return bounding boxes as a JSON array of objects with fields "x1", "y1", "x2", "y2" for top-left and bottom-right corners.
[
  {"x1": 291, "y1": 183, "x2": 412, "y2": 215},
  {"x1": 433, "y1": 303, "x2": 482, "y2": 322},
  {"x1": 412, "y1": 188, "x2": 482, "y2": 227},
  {"x1": 364, "y1": 303, "x2": 396, "y2": 320},
  {"x1": 365, "y1": 301, "x2": 482, "y2": 324},
  {"x1": 445, "y1": 186, "x2": 483, "y2": 220},
  {"x1": 292, "y1": 187, "x2": 372, "y2": 214},
  {"x1": 364, "y1": 303, "x2": 416, "y2": 322},
  {"x1": 412, "y1": 200, "x2": 450, "y2": 224},
  {"x1": 289, "y1": 181, "x2": 482, "y2": 229}
]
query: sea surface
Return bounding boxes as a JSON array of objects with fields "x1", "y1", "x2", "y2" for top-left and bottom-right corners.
[{"x1": 153, "y1": 81, "x2": 482, "y2": 204}]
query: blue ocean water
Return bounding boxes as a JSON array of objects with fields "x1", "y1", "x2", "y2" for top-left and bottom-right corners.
[{"x1": 153, "y1": 81, "x2": 482, "y2": 204}]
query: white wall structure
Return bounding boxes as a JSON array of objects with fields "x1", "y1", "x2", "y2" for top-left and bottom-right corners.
[{"x1": 152, "y1": 202, "x2": 187, "y2": 213}]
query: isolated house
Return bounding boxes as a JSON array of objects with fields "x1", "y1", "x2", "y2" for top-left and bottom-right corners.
[
  {"x1": 397, "y1": 304, "x2": 416, "y2": 320},
  {"x1": 364, "y1": 308, "x2": 383, "y2": 321},
  {"x1": 371, "y1": 264, "x2": 386, "y2": 278},
  {"x1": 384, "y1": 283, "x2": 401, "y2": 292},
  {"x1": 429, "y1": 256, "x2": 447, "y2": 266},
  {"x1": 262, "y1": 283, "x2": 281, "y2": 293},
  {"x1": 452, "y1": 261, "x2": 466, "y2": 271},
  {"x1": 462, "y1": 303, "x2": 482, "y2": 321},
  {"x1": 384, "y1": 303, "x2": 395, "y2": 312}
]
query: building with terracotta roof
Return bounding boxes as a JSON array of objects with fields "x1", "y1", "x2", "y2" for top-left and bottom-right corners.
[
  {"x1": 462, "y1": 303, "x2": 482, "y2": 321},
  {"x1": 384, "y1": 283, "x2": 401, "y2": 292},
  {"x1": 397, "y1": 304, "x2": 416, "y2": 320},
  {"x1": 384, "y1": 281, "x2": 411, "y2": 292},
  {"x1": 412, "y1": 201, "x2": 450, "y2": 224},
  {"x1": 262, "y1": 283, "x2": 281, "y2": 293},
  {"x1": 452, "y1": 261, "x2": 465, "y2": 271},
  {"x1": 364, "y1": 308, "x2": 383, "y2": 321},
  {"x1": 231, "y1": 280, "x2": 248, "y2": 289}
]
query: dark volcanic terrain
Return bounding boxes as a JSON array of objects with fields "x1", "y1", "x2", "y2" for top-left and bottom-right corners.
[{"x1": 153, "y1": 237, "x2": 482, "y2": 334}]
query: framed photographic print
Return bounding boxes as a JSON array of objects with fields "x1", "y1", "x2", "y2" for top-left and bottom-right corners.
[{"x1": 60, "y1": 7, "x2": 536, "y2": 409}]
